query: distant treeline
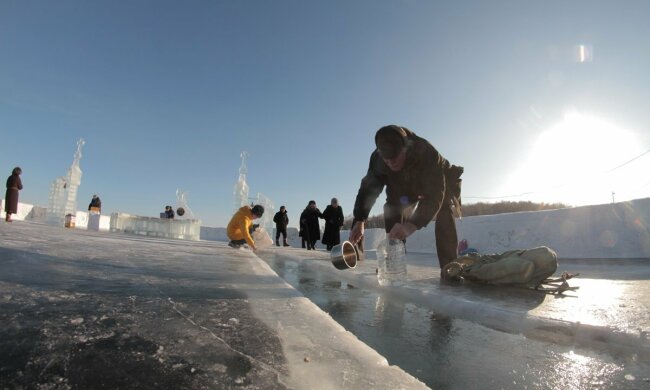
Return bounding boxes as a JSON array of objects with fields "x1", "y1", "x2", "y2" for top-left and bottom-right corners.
[{"x1": 342, "y1": 201, "x2": 569, "y2": 229}]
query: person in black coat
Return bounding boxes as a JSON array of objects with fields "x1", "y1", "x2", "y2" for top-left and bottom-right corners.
[
  {"x1": 299, "y1": 200, "x2": 322, "y2": 250},
  {"x1": 321, "y1": 198, "x2": 344, "y2": 251},
  {"x1": 88, "y1": 194, "x2": 102, "y2": 212},
  {"x1": 5, "y1": 167, "x2": 23, "y2": 222},
  {"x1": 273, "y1": 206, "x2": 290, "y2": 247},
  {"x1": 164, "y1": 205, "x2": 175, "y2": 219}
]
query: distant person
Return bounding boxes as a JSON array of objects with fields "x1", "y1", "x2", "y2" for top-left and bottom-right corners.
[
  {"x1": 321, "y1": 197, "x2": 344, "y2": 251},
  {"x1": 164, "y1": 205, "x2": 175, "y2": 219},
  {"x1": 227, "y1": 204, "x2": 264, "y2": 250},
  {"x1": 273, "y1": 205, "x2": 290, "y2": 247},
  {"x1": 349, "y1": 125, "x2": 464, "y2": 279},
  {"x1": 5, "y1": 167, "x2": 23, "y2": 222},
  {"x1": 88, "y1": 194, "x2": 102, "y2": 213},
  {"x1": 300, "y1": 200, "x2": 322, "y2": 250}
]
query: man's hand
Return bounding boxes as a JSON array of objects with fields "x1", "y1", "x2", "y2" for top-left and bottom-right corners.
[
  {"x1": 388, "y1": 222, "x2": 417, "y2": 241},
  {"x1": 349, "y1": 221, "x2": 365, "y2": 244}
]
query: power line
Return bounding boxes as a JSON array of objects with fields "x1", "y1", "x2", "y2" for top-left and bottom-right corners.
[
  {"x1": 465, "y1": 149, "x2": 650, "y2": 200},
  {"x1": 606, "y1": 149, "x2": 650, "y2": 172}
]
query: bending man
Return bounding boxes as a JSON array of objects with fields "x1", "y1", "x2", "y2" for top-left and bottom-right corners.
[{"x1": 349, "y1": 125, "x2": 463, "y2": 279}]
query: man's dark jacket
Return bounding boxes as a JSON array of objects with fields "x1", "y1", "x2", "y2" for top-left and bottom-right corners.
[
  {"x1": 300, "y1": 207, "x2": 322, "y2": 240},
  {"x1": 353, "y1": 129, "x2": 457, "y2": 229},
  {"x1": 273, "y1": 211, "x2": 289, "y2": 229},
  {"x1": 321, "y1": 205, "x2": 344, "y2": 246}
]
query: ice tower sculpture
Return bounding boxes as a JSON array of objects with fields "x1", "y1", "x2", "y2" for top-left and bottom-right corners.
[
  {"x1": 233, "y1": 151, "x2": 250, "y2": 212},
  {"x1": 47, "y1": 138, "x2": 84, "y2": 226},
  {"x1": 47, "y1": 177, "x2": 67, "y2": 225}
]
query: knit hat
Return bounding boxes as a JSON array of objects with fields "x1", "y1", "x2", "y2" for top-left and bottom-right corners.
[{"x1": 375, "y1": 125, "x2": 407, "y2": 159}]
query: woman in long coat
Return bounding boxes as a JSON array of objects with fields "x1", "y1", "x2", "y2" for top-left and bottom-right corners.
[
  {"x1": 300, "y1": 200, "x2": 322, "y2": 250},
  {"x1": 5, "y1": 167, "x2": 23, "y2": 222},
  {"x1": 321, "y1": 197, "x2": 344, "y2": 251}
]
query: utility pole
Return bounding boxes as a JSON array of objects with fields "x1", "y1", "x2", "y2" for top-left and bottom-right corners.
[{"x1": 611, "y1": 191, "x2": 616, "y2": 204}]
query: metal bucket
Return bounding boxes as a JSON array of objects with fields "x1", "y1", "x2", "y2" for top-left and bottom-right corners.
[{"x1": 330, "y1": 241, "x2": 358, "y2": 270}]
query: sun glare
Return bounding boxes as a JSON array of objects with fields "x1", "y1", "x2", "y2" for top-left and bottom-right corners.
[{"x1": 503, "y1": 112, "x2": 647, "y2": 206}]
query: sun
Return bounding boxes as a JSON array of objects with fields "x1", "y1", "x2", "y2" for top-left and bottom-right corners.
[{"x1": 503, "y1": 111, "x2": 646, "y2": 206}]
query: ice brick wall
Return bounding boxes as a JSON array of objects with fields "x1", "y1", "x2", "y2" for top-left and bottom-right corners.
[{"x1": 110, "y1": 213, "x2": 201, "y2": 241}]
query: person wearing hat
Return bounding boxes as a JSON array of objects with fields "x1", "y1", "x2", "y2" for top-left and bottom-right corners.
[
  {"x1": 5, "y1": 167, "x2": 23, "y2": 222},
  {"x1": 227, "y1": 204, "x2": 265, "y2": 250},
  {"x1": 349, "y1": 125, "x2": 464, "y2": 279},
  {"x1": 273, "y1": 206, "x2": 290, "y2": 247},
  {"x1": 321, "y1": 197, "x2": 345, "y2": 251}
]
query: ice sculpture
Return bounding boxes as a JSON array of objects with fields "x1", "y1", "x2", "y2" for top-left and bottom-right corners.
[
  {"x1": 255, "y1": 192, "x2": 275, "y2": 237},
  {"x1": 174, "y1": 189, "x2": 195, "y2": 219},
  {"x1": 109, "y1": 212, "x2": 201, "y2": 241},
  {"x1": 231, "y1": 151, "x2": 275, "y2": 235},
  {"x1": 47, "y1": 177, "x2": 67, "y2": 225},
  {"x1": 233, "y1": 151, "x2": 250, "y2": 212},
  {"x1": 47, "y1": 139, "x2": 84, "y2": 226}
]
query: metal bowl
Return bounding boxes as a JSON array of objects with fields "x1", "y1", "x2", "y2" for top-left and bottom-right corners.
[{"x1": 330, "y1": 241, "x2": 358, "y2": 270}]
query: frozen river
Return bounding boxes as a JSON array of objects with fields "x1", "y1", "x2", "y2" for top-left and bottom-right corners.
[
  {"x1": 259, "y1": 248, "x2": 650, "y2": 389},
  {"x1": 1, "y1": 220, "x2": 649, "y2": 389}
]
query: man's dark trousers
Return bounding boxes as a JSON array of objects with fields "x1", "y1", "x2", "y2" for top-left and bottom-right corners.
[{"x1": 275, "y1": 227, "x2": 287, "y2": 246}]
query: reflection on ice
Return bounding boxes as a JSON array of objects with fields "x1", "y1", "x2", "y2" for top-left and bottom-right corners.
[{"x1": 259, "y1": 250, "x2": 650, "y2": 389}]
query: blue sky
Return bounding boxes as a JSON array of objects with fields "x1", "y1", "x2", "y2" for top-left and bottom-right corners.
[{"x1": 2, "y1": 0, "x2": 649, "y2": 227}]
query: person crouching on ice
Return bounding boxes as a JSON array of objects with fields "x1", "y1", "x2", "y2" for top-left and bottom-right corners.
[{"x1": 227, "y1": 204, "x2": 264, "y2": 251}]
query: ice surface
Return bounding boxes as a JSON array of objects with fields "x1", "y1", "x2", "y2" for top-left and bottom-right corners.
[
  {"x1": 258, "y1": 248, "x2": 650, "y2": 388},
  {"x1": 0, "y1": 221, "x2": 426, "y2": 389}
]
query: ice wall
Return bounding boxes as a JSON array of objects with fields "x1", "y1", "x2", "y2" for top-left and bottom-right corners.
[{"x1": 110, "y1": 213, "x2": 201, "y2": 241}]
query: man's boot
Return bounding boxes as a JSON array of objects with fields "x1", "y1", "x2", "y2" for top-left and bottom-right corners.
[
  {"x1": 276, "y1": 240, "x2": 280, "y2": 247},
  {"x1": 283, "y1": 240, "x2": 289, "y2": 247}
]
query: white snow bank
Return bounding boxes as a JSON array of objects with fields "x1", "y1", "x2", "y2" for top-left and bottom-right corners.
[{"x1": 342, "y1": 198, "x2": 650, "y2": 259}]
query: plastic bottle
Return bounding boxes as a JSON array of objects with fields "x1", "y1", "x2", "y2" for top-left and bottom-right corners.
[{"x1": 376, "y1": 239, "x2": 407, "y2": 286}]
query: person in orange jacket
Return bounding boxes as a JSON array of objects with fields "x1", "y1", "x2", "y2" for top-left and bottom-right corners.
[{"x1": 227, "y1": 204, "x2": 264, "y2": 250}]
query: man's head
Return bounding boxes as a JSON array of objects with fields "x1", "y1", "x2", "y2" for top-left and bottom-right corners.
[
  {"x1": 308, "y1": 200, "x2": 316, "y2": 209},
  {"x1": 280, "y1": 206, "x2": 286, "y2": 212},
  {"x1": 12, "y1": 167, "x2": 21, "y2": 175},
  {"x1": 375, "y1": 125, "x2": 408, "y2": 172},
  {"x1": 331, "y1": 197, "x2": 338, "y2": 207},
  {"x1": 251, "y1": 204, "x2": 264, "y2": 219}
]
